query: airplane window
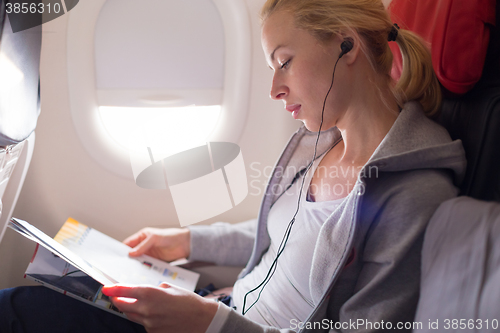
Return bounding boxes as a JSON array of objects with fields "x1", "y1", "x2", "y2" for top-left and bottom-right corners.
[
  {"x1": 66, "y1": 0, "x2": 251, "y2": 179},
  {"x1": 99, "y1": 105, "x2": 221, "y2": 156}
]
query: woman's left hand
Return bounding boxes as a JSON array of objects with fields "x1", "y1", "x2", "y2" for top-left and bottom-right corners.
[{"x1": 102, "y1": 283, "x2": 219, "y2": 333}]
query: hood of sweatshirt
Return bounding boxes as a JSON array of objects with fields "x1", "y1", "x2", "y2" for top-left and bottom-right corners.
[
  {"x1": 365, "y1": 101, "x2": 466, "y2": 186},
  {"x1": 294, "y1": 101, "x2": 466, "y2": 188}
]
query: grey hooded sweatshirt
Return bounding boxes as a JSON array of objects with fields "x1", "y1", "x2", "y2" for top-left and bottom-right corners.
[{"x1": 188, "y1": 101, "x2": 467, "y2": 332}]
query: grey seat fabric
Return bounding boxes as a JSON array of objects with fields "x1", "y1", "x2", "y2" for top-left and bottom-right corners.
[{"x1": 414, "y1": 197, "x2": 500, "y2": 332}]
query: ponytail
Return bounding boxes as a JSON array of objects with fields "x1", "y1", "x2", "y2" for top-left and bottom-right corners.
[{"x1": 393, "y1": 28, "x2": 442, "y2": 117}]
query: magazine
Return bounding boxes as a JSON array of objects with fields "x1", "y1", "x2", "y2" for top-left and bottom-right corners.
[{"x1": 9, "y1": 217, "x2": 200, "y2": 317}]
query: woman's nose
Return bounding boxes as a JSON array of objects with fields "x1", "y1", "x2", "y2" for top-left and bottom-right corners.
[{"x1": 270, "y1": 75, "x2": 288, "y2": 100}]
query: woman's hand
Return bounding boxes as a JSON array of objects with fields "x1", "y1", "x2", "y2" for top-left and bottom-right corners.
[
  {"x1": 102, "y1": 284, "x2": 218, "y2": 333},
  {"x1": 123, "y1": 227, "x2": 191, "y2": 262}
]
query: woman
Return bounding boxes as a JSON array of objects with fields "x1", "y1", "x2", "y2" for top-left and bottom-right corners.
[
  {"x1": 106, "y1": 0, "x2": 465, "y2": 331},
  {"x1": 0, "y1": 0, "x2": 466, "y2": 332}
]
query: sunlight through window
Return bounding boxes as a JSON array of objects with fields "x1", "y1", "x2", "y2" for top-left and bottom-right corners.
[{"x1": 99, "y1": 105, "x2": 221, "y2": 158}]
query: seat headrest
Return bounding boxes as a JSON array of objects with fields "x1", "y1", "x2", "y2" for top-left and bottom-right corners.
[{"x1": 389, "y1": 0, "x2": 496, "y2": 95}]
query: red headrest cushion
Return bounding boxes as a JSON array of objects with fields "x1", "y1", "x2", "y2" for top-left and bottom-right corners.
[{"x1": 389, "y1": 0, "x2": 496, "y2": 95}]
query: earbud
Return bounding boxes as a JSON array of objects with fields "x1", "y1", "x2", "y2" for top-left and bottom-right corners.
[{"x1": 339, "y1": 39, "x2": 354, "y2": 59}]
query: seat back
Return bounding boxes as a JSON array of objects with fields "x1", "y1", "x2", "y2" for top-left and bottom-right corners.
[
  {"x1": 438, "y1": 1, "x2": 500, "y2": 202},
  {"x1": 0, "y1": 9, "x2": 42, "y2": 243},
  {"x1": 439, "y1": 85, "x2": 500, "y2": 201}
]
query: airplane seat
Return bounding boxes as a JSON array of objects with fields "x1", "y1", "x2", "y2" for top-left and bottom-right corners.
[
  {"x1": 0, "y1": 10, "x2": 42, "y2": 244},
  {"x1": 437, "y1": 7, "x2": 500, "y2": 202},
  {"x1": 388, "y1": 1, "x2": 500, "y2": 330}
]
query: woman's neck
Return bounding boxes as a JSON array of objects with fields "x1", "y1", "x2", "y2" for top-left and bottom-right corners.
[{"x1": 335, "y1": 66, "x2": 400, "y2": 166}]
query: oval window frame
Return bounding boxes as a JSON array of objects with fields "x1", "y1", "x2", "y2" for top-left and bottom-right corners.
[{"x1": 67, "y1": 0, "x2": 251, "y2": 178}]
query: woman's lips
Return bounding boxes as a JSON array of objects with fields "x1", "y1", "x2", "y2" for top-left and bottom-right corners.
[{"x1": 286, "y1": 104, "x2": 301, "y2": 119}]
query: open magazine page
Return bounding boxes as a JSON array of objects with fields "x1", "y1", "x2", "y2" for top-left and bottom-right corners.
[
  {"x1": 54, "y1": 218, "x2": 199, "y2": 291},
  {"x1": 25, "y1": 244, "x2": 125, "y2": 318}
]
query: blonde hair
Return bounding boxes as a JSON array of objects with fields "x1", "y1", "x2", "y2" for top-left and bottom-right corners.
[{"x1": 261, "y1": 0, "x2": 442, "y2": 117}]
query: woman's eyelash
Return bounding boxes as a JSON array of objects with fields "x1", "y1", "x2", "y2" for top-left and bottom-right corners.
[{"x1": 280, "y1": 60, "x2": 290, "y2": 69}]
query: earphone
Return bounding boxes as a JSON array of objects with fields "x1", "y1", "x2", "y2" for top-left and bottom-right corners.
[
  {"x1": 241, "y1": 40, "x2": 353, "y2": 315},
  {"x1": 339, "y1": 39, "x2": 354, "y2": 58}
]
